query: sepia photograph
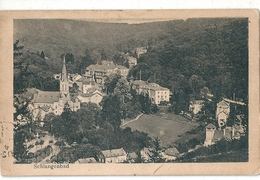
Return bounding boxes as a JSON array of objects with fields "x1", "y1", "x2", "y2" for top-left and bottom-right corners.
[{"x1": 0, "y1": 10, "x2": 259, "y2": 175}]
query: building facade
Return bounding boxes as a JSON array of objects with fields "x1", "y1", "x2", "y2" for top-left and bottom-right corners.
[
  {"x1": 29, "y1": 56, "x2": 80, "y2": 120},
  {"x1": 132, "y1": 80, "x2": 170, "y2": 105},
  {"x1": 216, "y1": 100, "x2": 230, "y2": 127},
  {"x1": 85, "y1": 61, "x2": 129, "y2": 85},
  {"x1": 97, "y1": 148, "x2": 127, "y2": 163}
]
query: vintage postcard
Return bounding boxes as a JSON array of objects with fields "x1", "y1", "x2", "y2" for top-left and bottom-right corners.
[{"x1": 0, "y1": 10, "x2": 259, "y2": 176}]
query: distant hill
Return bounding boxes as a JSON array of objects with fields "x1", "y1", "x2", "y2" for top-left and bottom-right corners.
[{"x1": 14, "y1": 18, "x2": 236, "y2": 61}]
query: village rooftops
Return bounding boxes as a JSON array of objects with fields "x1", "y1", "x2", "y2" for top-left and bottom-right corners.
[
  {"x1": 100, "y1": 148, "x2": 127, "y2": 158},
  {"x1": 86, "y1": 63, "x2": 128, "y2": 71},
  {"x1": 33, "y1": 90, "x2": 61, "y2": 103}
]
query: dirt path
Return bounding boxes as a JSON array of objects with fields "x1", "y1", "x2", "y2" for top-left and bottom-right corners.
[{"x1": 120, "y1": 113, "x2": 143, "y2": 127}]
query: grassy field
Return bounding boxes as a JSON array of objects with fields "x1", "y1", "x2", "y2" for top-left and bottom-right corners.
[{"x1": 122, "y1": 113, "x2": 199, "y2": 147}]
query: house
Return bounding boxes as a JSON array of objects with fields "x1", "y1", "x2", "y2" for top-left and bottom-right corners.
[
  {"x1": 161, "y1": 147, "x2": 180, "y2": 161},
  {"x1": 77, "y1": 89, "x2": 104, "y2": 105},
  {"x1": 217, "y1": 111, "x2": 229, "y2": 127},
  {"x1": 85, "y1": 61, "x2": 129, "y2": 85},
  {"x1": 97, "y1": 148, "x2": 127, "y2": 163},
  {"x1": 204, "y1": 123, "x2": 217, "y2": 146},
  {"x1": 81, "y1": 78, "x2": 102, "y2": 94},
  {"x1": 189, "y1": 100, "x2": 204, "y2": 115},
  {"x1": 132, "y1": 80, "x2": 170, "y2": 105},
  {"x1": 127, "y1": 152, "x2": 139, "y2": 163},
  {"x1": 140, "y1": 147, "x2": 154, "y2": 162},
  {"x1": 75, "y1": 157, "x2": 97, "y2": 164},
  {"x1": 124, "y1": 54, "x2": 137, "y2": 68},
  {"x1": 135, "y1": 47, "x2": 147, "y2": 58},
  {"x1": 204, "y1": 123, "x2": 244, "y2": 146},
  {"x1": 216, "y1": 100, "x2": 230, "y2": 127}
]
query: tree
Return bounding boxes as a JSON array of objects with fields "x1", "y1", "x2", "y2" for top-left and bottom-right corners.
[
  {"x1": 14, "y1": 131, "x2": 28, "y2": 162},
  {"x1": 78, "y1": 48, "x2": 95, "y2": 75},
  {"x1": 139, "y1": 93, "x2": 152, "y2": 114},
  {"x1": 101, "y1": 49, "x2": 107, "y2": 60},
  {"x1": 70, "y1": 82, "x2": 79, "y2": 93},
  {"x1": 40, "y1": 51, "x2": 45, "y2": 58},
  {"x1": 153, "y1": 136, "x2": 161, "y2": 152},
  {"x1": 189, "y1": 75, "x2": 206, "y2": 99},
  {"x1": 114, "y1": 77, "x2": 132, "y2": 104},
  {"x1": 91, "y1": 50, "x2": 101, "y2": 64},
  {"x1": 104, "y1": 73, "x2": 121, "y2": 94},
  {"x1": 13, "y1": 40, "x2": 24, "y2": 58},
  {"x1": 100, "y1": 94, "x2": 121, "y2": 128}
]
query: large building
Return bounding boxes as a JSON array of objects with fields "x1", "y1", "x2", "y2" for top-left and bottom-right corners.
[
  {"x1": 97, "y1": 148, "x2": 127, "y2": 163},
  {"x1": 85, "y1": 61, "x2": 129, "y2": 85},
  {"x1": 132, "y1": 80, "x2": 170, "y2": 105},
  {"x1": 29, "y1": 56, "x2": 80, "y2": 120}
]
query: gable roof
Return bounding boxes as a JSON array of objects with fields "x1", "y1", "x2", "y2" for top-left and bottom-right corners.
[
  {"x1": 76, "y1": 157, "x2": 97, "y2": 163},
  {"x1": 205, "y1": 123, "x2": 216, "y2": 129},
  {"x1": 127, "y1": 152, "x2": 138, "y2": 159},
  {"x1": 40, "y1": 105, "x2": 52, "y2": 112},
  {"x1": 133, "y1": 80, "x2": 169, "y2": 91},
  {"x1": 34, "y1": 90, "x2": 60, "y2": 103},
  {"x1": 165, "y1": 147, "x2": 179, "y2": 156},
  {"x1": 101, "y1": 148, "x2": 127, "y2": 158},
  {"x1": 217, "y1": 100, "x2": 230, "y2": 108}
]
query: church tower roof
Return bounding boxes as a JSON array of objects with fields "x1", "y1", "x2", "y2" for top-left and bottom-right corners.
[{"x1": 61, "y1": 56, "x2": 68, "y2": 82}]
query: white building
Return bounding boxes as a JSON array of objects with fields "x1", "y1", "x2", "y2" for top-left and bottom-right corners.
[
  {"x1": 97, "y1": 148, "x2": 127, "y2": 163},
  {"x1": 216, "y1": 100, "x2": 230, "y2": 127},
  {"x1": 132, "y1": 80, "x2": 170, "y2": 105}
]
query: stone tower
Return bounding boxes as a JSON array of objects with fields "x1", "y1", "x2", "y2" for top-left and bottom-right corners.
[
  {"x1": 60, "y1": 56, "x2": 69, "y2": 94},
  {"x1": 204, "y1": 123, "x2": 216, "y2": 146}
]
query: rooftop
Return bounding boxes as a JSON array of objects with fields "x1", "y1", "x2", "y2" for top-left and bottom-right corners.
[
  {"x1": 33, "y1": 90, "x2": 61, "y2": 103},
  {"x1": 76, "y1": 157, "x2": 97, "y2": 164},
  {"x1": 205, "y1": 123, "x2": 216, "y2": 129},
  {"x1": 86, "y1": 63, "x2": 128, "y2": 71},
  {"x1": 133, "y1": 80, "x2": 169, "y2": 91},
  {"x1": 165, "y1": 147, "x2": 179, "y2": 156},
  {"x1": 217, "y1": 100, "x2": 230, "y2": 108},
  {"x1": 101, "y1": 148, "x2": 127, "y2": 158},
  {"x1": 127, "y1": 152, "x2": 138, "y2": 159}
]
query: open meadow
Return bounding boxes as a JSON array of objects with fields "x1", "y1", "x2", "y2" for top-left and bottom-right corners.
[{"x1": 122, "y1": 113, "x2": 199, "y2": 147}]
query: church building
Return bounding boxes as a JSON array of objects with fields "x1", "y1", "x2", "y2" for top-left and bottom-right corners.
[{"x1": 29, "y1": 56, "x2": 80, "y2": 120}]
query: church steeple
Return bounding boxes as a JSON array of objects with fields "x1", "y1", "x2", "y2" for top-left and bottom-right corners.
[
  {"x1": 60, "y1": 55, "x2": 69, "y2": 93},
  {"x1": 61, "y1": 56, "x2": 68, "y2": 82}
]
